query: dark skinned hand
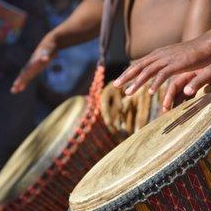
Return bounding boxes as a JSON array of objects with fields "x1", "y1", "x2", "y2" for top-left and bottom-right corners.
[
  {"x1": 163, "y1": 66, "x2": 211, "y2": 112},
  {"x1": 113, "y1": 36, "x2": 211, "y2": 111}
]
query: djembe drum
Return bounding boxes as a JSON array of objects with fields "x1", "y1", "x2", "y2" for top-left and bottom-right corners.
[
  {"x1": 0, "y1": 94, "x2": 120, "y2": 211},
  {"x1": 69, "y1": 91, "x2": 211, "y2": 211},
  {"x1": 0, "y1": 69, "x2": 166, "y2": 211},
  {"x1": 0, "y1": 1, "x2": 171, "y2": 210}
]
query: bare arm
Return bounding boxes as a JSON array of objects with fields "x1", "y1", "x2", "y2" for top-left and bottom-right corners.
[
  {"x1": 162, "y1": 0, "x2": 211, "y2": 111},
  {"x1": 114, "y1": 0, "x2": 211, "y2": 108},
  {"x1": 52, "y1": 0, "x2": 103, "y2": 49},
  {"x1": 11, "y1": 0, "x2": 103, "y2": 94}
]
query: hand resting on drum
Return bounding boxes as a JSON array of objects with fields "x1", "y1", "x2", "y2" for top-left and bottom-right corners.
[
  {"x1": 114, "y1": 36, "x2": 211, "y2": 112},
  {"x1": 114, "y1": 0, "x2": 211, "y2": 112},
  {"x1": 10, "y1": 0, "x2": 103, "y2": 94},
  {"x1": 162, "y1": 67, "x2": 211, "y2": 111}
]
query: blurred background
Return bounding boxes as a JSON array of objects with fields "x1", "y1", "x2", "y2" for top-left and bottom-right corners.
[{"x1": 0, "y1": 0, "x2": 127, "y2": 169}]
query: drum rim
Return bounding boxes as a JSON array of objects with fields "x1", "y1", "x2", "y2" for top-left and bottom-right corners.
[
  {"x1": 69, "y1": 94, "x2": 211, "y2": 211},
  {"x1": 0, "y1": 64, "x2": 106, "y2": 210},
  {"x1": 0, "y1": 96, "x2": 87, "y2": 205},
  {"x1": 73, "y1": 124, "x2": 211, "y2": 211}
]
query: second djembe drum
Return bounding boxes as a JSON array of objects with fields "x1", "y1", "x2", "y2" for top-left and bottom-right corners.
[
  {"x1": 70, "y1": 92, "x2": 211, "y2": 211},
  {"x1": 0, "y1": 95, "x2": 120, "y2": 211}
]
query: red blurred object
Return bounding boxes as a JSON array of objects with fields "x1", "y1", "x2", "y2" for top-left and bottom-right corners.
[{"x1": 0, "y1": 0, "x2": 27, "y2": 44}]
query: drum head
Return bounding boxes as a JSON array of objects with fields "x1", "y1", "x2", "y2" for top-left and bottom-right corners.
[
  {"x1": 70, "y1": 93, "x2": 211, "y2": 211},
  {"x1": 0, "y1": 96, "x2": 86, "y2": 205}
]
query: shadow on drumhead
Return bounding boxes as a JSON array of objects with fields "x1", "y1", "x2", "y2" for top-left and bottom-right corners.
[{"x1": 163, "y1": 94, "x2": 211, "y2": 134}]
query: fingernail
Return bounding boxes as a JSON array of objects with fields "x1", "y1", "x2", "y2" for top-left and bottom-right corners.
[
  {"x1": 10, "y1": 87, "x2": 17, "y2": 94},
  {"x1": 13, "y1": 79, "x2": 21, "y2": 86},
  {"x1": 162, "y1": 107, "x2": 168, "y2": 113},
  {"x1": 148, "y1": 88, "x2": 154, "y2": 95},
  {"x1": 184, "y1": 86, "x2": 195, "y2": 95},
  {"x1": 113, "y1": 80, "x2": 120, "y2": 87},
  {"x1": 125, "y1": 84, "x2": 135, "y2": 95}
]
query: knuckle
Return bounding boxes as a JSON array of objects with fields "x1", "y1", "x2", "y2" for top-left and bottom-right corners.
[
  {"x1": 167, "y1": 65, "x2": 176, "y2": 73},
  {"x1": 135, "y1": 59, "x2": 143, "y2": 66},
  {"x1": 120, "y1": 72, "x2": 129, "y2": 81},
  {"x1": 171, "y1": 83, "x2": 177, "y2": 92},
  {"x1": 164, "y1": 56, "x2": 175, "y2": 66},
  {"x1": 141, "y1": 68, "x2": 149, "y2": 75},
  {"x1": 133, "y1": 82, "x2": 139, "y2": 88},
  {"x1": 166, "y1": 57, "x2": 174, "y2": 65},
  {"x1": 134, "y1": 78, "x2": 142, "y2": 87},
  {"x1": 121, "y1": 74, "x2": 127, "y2": 80},
  {"x1": 143, "y1": 64, "x2": 157, "y2": 74},
  {"x1": 137, "y1": 59, "x2": 148, "y2": 68},
  {"x1": 157, "y1": 71, "x2": 166, "y2": 79},
  {"x1": 158, "y1": 59, "x2": 167, "y2": 66}
]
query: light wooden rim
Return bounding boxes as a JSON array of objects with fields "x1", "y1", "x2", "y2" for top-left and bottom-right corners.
[
  {"x1": 0, "y1": 96, "x2": 86, "y2": 204},
  {"x1": 69, "y1": 94, "x2": 211, "y2": 211}
]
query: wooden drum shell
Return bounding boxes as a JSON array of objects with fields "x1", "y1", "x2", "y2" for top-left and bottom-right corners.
[
  {"x1": 0, "y1": 92, "x2": 121, "y2": 211},
  {"x1": 134, "y1": 157, "x2": 211, "y2": 211},
  {"x1": 69, "y1": 92, "x2": 211, "y2": 211}
]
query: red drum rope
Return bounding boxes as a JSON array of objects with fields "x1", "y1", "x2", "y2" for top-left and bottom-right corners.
[{"x1": 1, "y1": 65, "x2": 121, "y2": 211}]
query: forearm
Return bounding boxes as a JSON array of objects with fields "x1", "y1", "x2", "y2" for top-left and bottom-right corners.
[
  {"x1": 47, "y1": 0, "x2": 103, "y2": 50},
  {"x1": 114, "y1": 0, "x2": 211, "y2": 105},
  {"x1": 180, "y1": 0, "x2": 211, "y2": 66}
]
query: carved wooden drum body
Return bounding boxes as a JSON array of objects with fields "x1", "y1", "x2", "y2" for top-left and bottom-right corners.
[
  {"x1": 101, "y1": 81, "x2": 166, "y2": 138},
  {"x1": 0, "y1": 95, "x2": 119, "y2": 211},
  {"x1": 70, "y1": 93, "x2": 211, "y2": 211}
]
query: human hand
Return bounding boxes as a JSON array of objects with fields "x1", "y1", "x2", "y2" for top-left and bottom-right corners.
[
  {"x1": 11, "y1": 35, "x2": 57, "y2": 94},
  {"x1": 162, "y1": 65, "x2": 211, "y2": 112},
  {"x1": 113, "y1": 38, "x2": 211, "y2": 96}
]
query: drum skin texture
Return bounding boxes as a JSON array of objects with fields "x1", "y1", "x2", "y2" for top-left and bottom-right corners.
[
  {"x1": 69, "y1": 92, "x2": 211, "y2": 211},
  {"x1": 0, "y1": 91, "x2": 120, "y2": 211}
]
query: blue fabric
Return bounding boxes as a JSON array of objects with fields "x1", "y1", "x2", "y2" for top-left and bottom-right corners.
[{"x1": 43, "y1": 2, "x2": 99, "y2": 94}]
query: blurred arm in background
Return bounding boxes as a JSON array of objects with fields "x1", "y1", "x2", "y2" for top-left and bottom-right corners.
[{"x1": 11, "y1": 0, "x2": 103, "y2": 94}]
